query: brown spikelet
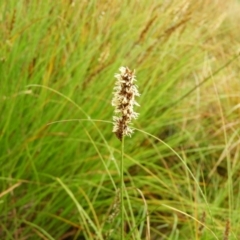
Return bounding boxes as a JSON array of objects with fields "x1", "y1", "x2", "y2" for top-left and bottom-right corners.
[
  {"x1": 104, "y1": 189, "x2": 120, "y2": 240},
  {"x1": 137, "y1": 15, "x2": 158, "y2": 44},
  {"x1": 107, "y1": 189, "x2": 120, "y2": 224},
  {"x1": 112, "y1": 67, "x2": 140, "y2": 140},
  {"x1": 223, "y1": 219, "x2": 230, "y2": 240}
]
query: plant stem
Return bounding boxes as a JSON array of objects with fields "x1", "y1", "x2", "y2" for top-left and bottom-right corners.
[{"x1": 120, "y1": 137, "x2": 124, "y2": 240}]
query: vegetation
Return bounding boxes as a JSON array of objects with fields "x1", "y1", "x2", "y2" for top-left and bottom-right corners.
[{"x1": 1, "y1": 0, "x2": 240, "y2": 239}]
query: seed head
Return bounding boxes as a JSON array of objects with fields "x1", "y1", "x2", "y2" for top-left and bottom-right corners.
[{"x1": 112, "y1": 67, "x2": 140, "y2": 140}]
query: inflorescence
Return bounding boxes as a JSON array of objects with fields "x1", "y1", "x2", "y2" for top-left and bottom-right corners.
[{"x1": 112, "y1": 67, "x2": 140, "y2": 140}]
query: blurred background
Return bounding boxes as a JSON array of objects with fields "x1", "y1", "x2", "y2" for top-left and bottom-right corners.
[{"x1": 1, "y1": 0, "x2": 240, "y2": 239}]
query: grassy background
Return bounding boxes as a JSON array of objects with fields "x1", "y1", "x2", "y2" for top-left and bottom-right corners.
[{"x1": 1, "y1": 0, "x2": 240, "y2": 239}]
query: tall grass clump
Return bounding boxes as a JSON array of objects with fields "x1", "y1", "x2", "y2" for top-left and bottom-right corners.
[{"x1": 1, "y1": 0, "x2": 240, "y2": 239}]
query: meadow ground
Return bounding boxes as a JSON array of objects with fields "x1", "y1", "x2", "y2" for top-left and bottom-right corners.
[{"x1": 1, "y1": 0, "x2": 240, "y2": 239}]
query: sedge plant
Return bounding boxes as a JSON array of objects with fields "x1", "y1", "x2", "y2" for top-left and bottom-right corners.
[
  {"x1": 2, "y1": 0, "x2": 240, "y2": 239},
  {"x1": 112, "y1": 67, "x2": 140, "y2": 239}
]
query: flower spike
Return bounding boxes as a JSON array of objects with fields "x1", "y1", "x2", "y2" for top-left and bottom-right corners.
[{"x1": 112, "y1": 67, "x2": 140, "y2": 140}]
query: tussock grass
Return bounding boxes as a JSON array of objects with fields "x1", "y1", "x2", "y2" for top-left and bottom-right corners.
[{"x1": 1, "y1": 0, "x2": 240, "y2": 239}]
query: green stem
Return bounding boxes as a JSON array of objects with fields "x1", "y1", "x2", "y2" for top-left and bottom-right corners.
[{"x1": 120, "y1": 137, "x2": 124, "y2": 240}]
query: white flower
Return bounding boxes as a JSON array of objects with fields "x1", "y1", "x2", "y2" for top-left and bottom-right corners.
[{"x1": 112, "y1": 67, "x2": 140, "y2": 140}]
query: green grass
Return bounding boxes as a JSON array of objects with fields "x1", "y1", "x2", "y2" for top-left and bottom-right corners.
[{"x1": 1, "y1": 0, "x2": 240, "y2": 239}]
